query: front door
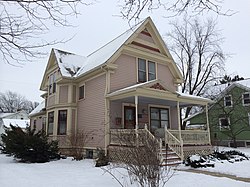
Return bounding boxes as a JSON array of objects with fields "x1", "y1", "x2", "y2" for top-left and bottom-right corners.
[{"x1": 124, "y1": 106, "x2": 136, "y2": 129}]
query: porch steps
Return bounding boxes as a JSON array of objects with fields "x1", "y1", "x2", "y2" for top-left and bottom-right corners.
[{"x1": 160, "y1": 146, "x2": 182, "y2": 167}]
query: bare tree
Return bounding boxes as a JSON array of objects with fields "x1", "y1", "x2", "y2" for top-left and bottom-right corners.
[
  {"x1": 0, "y1": 90, "x2": 38, "y2": 113},
  {"x1": 108, "y1": 129, "x2": 173, "y2": 187},
  {"x1": 0, "y1": 0, "x2": 92, "y2": 65},
  {"x1": 119, "y1": 0, "x2": 234, "y2": 22},
  {"x1": 166, "y1": 17, "x2": 226, "y2": 129}
]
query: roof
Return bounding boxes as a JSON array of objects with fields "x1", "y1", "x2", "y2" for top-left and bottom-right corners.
[
  {"x1": 0, "y1": 113, "x2": 13, "y2": 119},
  {"x1": 2, "y1": 119, "x2": 29, "y2": 129},
  {"x1": 54, "y1": 19, "x2": 144, "y2": 78},
  {"x1": 207, "y1": 78, "x2": 250, "y2": 101},
  {"x1": 29, "y1": 100, "x2": 45, "y2": 116}
]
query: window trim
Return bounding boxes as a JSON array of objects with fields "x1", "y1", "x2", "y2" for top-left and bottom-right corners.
[
  {"x1": 242, "y1": 92, "x2": 250, "y2": 106},
  {"x1": 79, "y1": 84, "x2": 85, "y2": 100},
  {"x1": 137, "y1": 58, "x2": 157, "y2": 83},
  {"x1": 219, "y1": 117, "x2": 230, "y2": 130},
  {"x1": 57, "y1": 110, "x2": 67, "y2": 135},
  {"x1": 224, "y1": 95, "x2": 233, "y2": 107}
]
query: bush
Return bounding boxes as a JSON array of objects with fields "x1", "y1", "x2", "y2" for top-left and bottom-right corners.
[
  {"x1": 0, "y1": 125, "x2": 60, "y2": 163},
  {"x1": 95, "y1": 148, "x2": 109, "y2": 167}
]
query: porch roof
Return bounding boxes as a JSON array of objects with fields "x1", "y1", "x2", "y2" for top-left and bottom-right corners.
[{"x1": 106, "y1": 80, "x2": 213, "y2": 106}]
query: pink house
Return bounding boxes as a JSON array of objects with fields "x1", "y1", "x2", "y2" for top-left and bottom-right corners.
[{"x1": 30, "y1": 17, "x2": 212, "y2": 162}]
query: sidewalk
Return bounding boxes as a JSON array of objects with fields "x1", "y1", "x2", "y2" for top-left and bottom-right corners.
[{"x1": 177, "y1": 169, "x2": 250, "y2": 183}]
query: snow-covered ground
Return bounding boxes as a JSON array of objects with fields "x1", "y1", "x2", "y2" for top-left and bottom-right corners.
[{"x1": 1, "y1": 147, "x2": 250, "y2": 187}]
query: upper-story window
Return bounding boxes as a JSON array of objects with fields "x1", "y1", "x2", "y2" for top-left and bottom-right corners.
[
  {"x1": 49, "y1": 72, "x2": 56, "y2": 95},
  {"x1": 224, "y1": 95, "x2": 232, "y2": 107},
  {"x1": 138, "y1": 58, "x2": 156, "y2": 83},
  {"x1": 79, "y1": 85, "x2": 85, "y2": 100},
  {"x1": 242, "y1": 93, "x2": 250, "y2": 106},
  {"x1": 57, "y1": 110, "x2": 67, "y2": 135}
]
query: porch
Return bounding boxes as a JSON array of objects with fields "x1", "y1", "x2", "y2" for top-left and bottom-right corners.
[{"x1": 105, "y1": 80, "x2": 213, "y2": 161}]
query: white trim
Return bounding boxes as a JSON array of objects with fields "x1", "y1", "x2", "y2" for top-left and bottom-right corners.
[
  {"x1": 148, "y1": 104, "x2": 171, "y2": 131},
  {"x1": 78, "y1": 83, "x2": 85, "y2": 101},
  {"x1": 136, "y1": 57, "x2": 157, "y2": 83}
]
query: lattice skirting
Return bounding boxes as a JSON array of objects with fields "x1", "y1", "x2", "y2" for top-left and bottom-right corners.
[
  {"x1": 108, "y1": 146, "x2": 134, "y2": 163},
  {"x1": 183, "y1": 146, "x2": 213, "y2": 160}
]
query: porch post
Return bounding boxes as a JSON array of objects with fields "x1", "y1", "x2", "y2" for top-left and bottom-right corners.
[
  {"x1": 135, "y1": 95, "x2": 139, "y2": 147},
  {"x1": 205, "y1": 104, "x2": 211, "y2": 144},
  {"x1": 135, "y1": 95, "x2": 139, "y2": 130},
  {"x1": 177, "y1": 101, "x2": 182, "y2": 141}
]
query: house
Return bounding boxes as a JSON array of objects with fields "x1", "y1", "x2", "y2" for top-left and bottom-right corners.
[
  {"x1": 187, "y1": 79, "x2": 250, "y2": 147},
  {"x1": 30, "y1": 17, "x2": 213, "y2": 161},
  {"x1": 0, "y1": 110, "x2": 30, "y2": 142}
]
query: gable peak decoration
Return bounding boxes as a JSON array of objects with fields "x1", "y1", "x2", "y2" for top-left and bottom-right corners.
[{"x1": 150, "y1": 83, "x2": 166, "y2": 91}]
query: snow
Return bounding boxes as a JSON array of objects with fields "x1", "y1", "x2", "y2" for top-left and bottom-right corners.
[
  {"x1": 54, "y1": 49, "x2": 87, "y2": 77},
  {"x1": 29, "y1": 100, "x2": 45, "y2": 116},
  {"x1": 2, "y1": 119, "x2": 29, "y2": 128},
  {"x1": 1, "y1": 147, "x2": 250, "y2": 187}
]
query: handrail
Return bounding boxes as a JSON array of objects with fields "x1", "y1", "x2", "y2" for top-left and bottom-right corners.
[{"x1": 165, "y1": 129, "x2": 184, "y2": 160}]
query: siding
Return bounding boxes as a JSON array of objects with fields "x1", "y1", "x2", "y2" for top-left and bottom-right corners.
[
  {"x1": 77, "y1": 74, "x2": 106, "y2": 148},
  {"x1": 170, "y1": 107, "x2": 178, "y2": 130},
  {"x1": 137, "y1": 33, "x2": 155, "y2": 43},
  {"x1": 47, "y1": 95, "x2": 55, "y2": 107},
  {"x1": 110, "y1": 54, "x2": 137, "y2": 92},
  {"x1": 157, "y1": 63, "x2": 176, "y2": 91},
  {"x1": 59, "y1": 85, "x2": 68, "y2": 103},
  {"x1": 71, "y1": 109, "x2": 76, "y2": 135}
]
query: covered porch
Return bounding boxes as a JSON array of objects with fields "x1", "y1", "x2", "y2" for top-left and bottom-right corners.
[{"x1": 105, "y1": 80, "x2": 212, "y2": 160}]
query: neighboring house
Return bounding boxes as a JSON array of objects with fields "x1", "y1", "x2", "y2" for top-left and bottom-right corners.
[
  {"x1": 30, "y1": 17, "x2": 212, "y2": 161},
  {"x1": 187, "y1": 79, "x2": 250, "y2": 147},
  {"x1": 0, "y1": 111, "x2": 30, "y2": 142}
]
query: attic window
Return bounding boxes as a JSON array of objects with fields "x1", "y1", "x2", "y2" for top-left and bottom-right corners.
[
  {"x1": 242, "y1": 93, "x2": 250, "y2": 106},
  {"x1": 224, "y1": 95, "x2": 232, "y2": 107},
  {"x1": 49, "y1": 72, "x2": 56, "y2": 95}
]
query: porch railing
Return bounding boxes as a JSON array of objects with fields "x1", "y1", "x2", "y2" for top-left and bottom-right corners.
[
  {"x1": 168, "y1": 130, "x2": 210, "y2": 145},
  {"x1": 110, "y1": 126, "x2": 163, "y2": 162},
  {"x1": 165, "y1": 129, "x2": 183, "y2": 160}
]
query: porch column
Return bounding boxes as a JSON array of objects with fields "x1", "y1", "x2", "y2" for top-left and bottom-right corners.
[
  {"x1": 135, "y1": 95, "x2": 138, "y2": 130},
  {"x1": 177, "y1": 101, "x2": 181, "y2": 140},
  {"x1": 205, "y1": 104, "x2": 211, "y2": 144}
]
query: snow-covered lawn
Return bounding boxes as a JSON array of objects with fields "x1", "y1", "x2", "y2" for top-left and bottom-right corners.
[{"x1": 0, "y1": 147, "x2": 250, "y2": 187}]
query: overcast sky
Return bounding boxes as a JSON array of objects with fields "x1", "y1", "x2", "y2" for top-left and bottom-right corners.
[{"x1": 0, "y1": 0, "x2": 249, "y2": 102}]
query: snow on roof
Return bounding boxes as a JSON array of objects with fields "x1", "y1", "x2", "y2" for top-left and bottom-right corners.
[
  {"x1": 0, "y1": 113, "x2": 13, "y2": 119},
  {"x1": 53, "y1": 19, "x2": 145, "y2": 78},
  {"x1": 2, "y1": 119, "x2": 29, "y2": 128},
  {"x1": 176, "y1": 92, "x2": 213, "y2": 103},
  {"x1": 29, "y1": 100, "x2": 45, "y2": 116},
  {"x1": 54, "y1": 49, "x2": 87, "y2": 77},
  {"x1": 75, "y1": 22, "x2": 142, "y2": 77}
]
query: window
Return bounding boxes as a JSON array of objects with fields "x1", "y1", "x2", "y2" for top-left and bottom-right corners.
[
  {"x1": 42, "y1": 117, "x2": 46, "y2": 132},
  {"x1": 33, "y1": 120, "x2": 36, "y2": 129},
  {"x1": 137, "y1": 58, "x2": 156, "y2": 82},
  {"x1": 79, "y1": 85, "x2": 85, "y2": 100},
  {"x1": 148, "y1": 61, "x2": 156, "y2": 81},
  {"x1": 219, "y1": 117, "x2": 230, "y2": 130},
  {"x1": 242, "y1": 93, "x2": 250, "y2": 106},
  {"x1": 224, "y1": 95, "x2": 232, "y2": 107},
  {"x1": 150, "y1": 107, "x2": 169, "y2": 133},
  {"x1": 58, "y1": 110, "x2": 67, "y2": 135},
  {"x1": 49, "y1": 72, "x2": 56, "y2": 95},
  {"x1": 138, "y1": 58, "x2": 147, "y2": 82},
  {"x1": 47, "y1": 112, "x2": 54, "y2": 135}
]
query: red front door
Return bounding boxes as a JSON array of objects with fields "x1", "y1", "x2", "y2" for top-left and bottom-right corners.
[{"x1": 124, "y1": 106, "x2": 136, "y2": 129}]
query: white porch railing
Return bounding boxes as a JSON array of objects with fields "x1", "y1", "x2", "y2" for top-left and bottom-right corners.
[
  {"x1": 165, "y1": 129, "x2": 183, "y2": 160},
  {"x1": 168, "y1": 130, "x2": 210, "y2": 145}
]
